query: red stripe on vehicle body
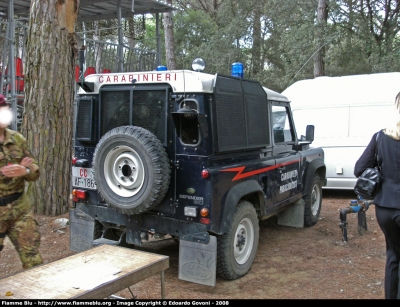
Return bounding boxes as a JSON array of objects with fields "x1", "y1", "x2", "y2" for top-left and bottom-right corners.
[{"x1": 220, "y1": 159, "x2": 300, "y2": 181}]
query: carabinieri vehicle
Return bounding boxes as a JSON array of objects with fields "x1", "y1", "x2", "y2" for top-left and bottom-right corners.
[{"x1": 70, "y1": 57, "x2": 326, "y2": 286}]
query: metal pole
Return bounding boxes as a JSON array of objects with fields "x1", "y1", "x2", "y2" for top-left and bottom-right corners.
[
  {"x1": 82, "y1": 22, "x2": 87, "y2": 79},
  {"x1": 8, "y1": 0, "x2": 17, "y2": 131},
  {"x1": 156, "y1": 13, "x2": 160, "y2": 67},
  {"x1": 117, "y1": 0, "x2": 123, "y2": 72},
  {"x1": 0, "y1": 20, "x2": 8, "y2": 92}
]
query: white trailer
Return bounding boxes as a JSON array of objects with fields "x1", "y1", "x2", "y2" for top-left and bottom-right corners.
[{"x1": 282, "y1": 72, "x2": 400, "y2": 190}]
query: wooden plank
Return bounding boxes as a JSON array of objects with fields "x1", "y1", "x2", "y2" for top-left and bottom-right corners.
[{"x1": 0, "y1": 245, "x2": 169, "y2": 299}]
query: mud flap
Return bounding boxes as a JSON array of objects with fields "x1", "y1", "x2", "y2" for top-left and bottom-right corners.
[
  {"x1": 277, "y1": 199, "x2": 305, "y2": 228},
  {"x1": 178, "y1": 233, "x2": 217, "y2": 287},
  {"x1": 69, "y1": 208, "x2": 95, "y2": 252}
]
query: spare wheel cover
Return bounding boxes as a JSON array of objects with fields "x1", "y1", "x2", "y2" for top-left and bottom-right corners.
[{"x1": 92, "y1": 126, "x2": 171, "y2": 215}]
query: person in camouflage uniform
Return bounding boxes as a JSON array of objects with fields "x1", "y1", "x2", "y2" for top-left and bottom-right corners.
[{"x1": 0, "y1": 94, "x2": 42, "y2": 269}]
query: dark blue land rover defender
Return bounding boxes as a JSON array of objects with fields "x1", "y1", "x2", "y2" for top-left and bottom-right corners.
[{"x1": 70, "y1": 58, "x2": 326, "y2": 286}]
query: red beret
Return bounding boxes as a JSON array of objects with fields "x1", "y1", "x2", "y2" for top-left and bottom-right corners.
[{"x1": 0, "y1": 94, "x2": 8, "y2": 107}]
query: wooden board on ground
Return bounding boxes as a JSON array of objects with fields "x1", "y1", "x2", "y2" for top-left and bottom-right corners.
[{"x1": 0, "y1": 245, "x2": 169, "y2": 299}]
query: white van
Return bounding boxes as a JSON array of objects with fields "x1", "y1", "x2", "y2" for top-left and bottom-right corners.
[{"x1": 282, "y1": 72, "x2": 400, "y2": 190}]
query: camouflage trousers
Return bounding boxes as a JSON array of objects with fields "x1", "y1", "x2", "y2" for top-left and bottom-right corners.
[{"x1": 0, "y1": 192, "x2": 43, "y2": 269}]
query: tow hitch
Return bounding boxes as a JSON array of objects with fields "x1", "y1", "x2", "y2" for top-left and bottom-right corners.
[{"x1": 339, "y1": 196, "x2": 373, "y2": 243}]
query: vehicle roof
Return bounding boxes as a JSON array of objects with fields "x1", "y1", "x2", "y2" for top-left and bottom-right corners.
[
  {"x1": 263, "y1": 87, "x2": 289, "y2": 102},
  {"x1": 282, "y1": 72, "x2": 400, "y2": 109},
  {"x1": 80, "y1": 70, "x2": 290, "y2": 102},
  {"x1": 80, "y1": 70, "x2": 216, "y2": 94}
]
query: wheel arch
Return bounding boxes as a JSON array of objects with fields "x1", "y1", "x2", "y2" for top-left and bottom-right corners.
[
  {"x1": 219, "y1": 180, "x2": 264, "y2": 234},
  {"x1": 303, "y1": 159, "x2": 325, "y2": 195}
]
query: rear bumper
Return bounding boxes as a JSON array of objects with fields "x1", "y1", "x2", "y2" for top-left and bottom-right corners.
[{"x1": 70, "y1": 204, "x2": 208, "y2": 248}]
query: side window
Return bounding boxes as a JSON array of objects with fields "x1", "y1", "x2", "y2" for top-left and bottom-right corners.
[
  {"x1": 176, "y1": 99, "x2": 200, "y2": 146},
  {"x1": 272, "y1": 105, "x2": 294, "y2": 143}
]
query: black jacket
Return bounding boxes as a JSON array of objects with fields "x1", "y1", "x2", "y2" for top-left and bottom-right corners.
[{"x1": 354, "y1": 130, "x2": 400, "y2": 209}]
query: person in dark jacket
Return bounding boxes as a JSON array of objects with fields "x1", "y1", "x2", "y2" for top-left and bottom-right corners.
[{"x1": 354, "y1": 92, "x2": 400, "y2": 299}]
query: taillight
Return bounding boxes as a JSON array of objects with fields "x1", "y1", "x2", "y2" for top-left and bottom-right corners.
[
  {"x1": 200, "y1": 218, "x2": 210, "y2": 225},
  {"x1": 72, "y1": 189, "x2": 87, "y2": 202},
  {"x1": 200, "y1": 208, "x2": 209, "y2": 224},
  {"x1": 201, "y1": 169, "x2": 210, "y2": 179},
  {"x1": 72, "y1": 156, "x2": 78, "y2": 165}
]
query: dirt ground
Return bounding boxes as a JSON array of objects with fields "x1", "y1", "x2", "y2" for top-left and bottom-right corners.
[{"x1": 0, "y1": 190, "x2": 386, "y2": 299}]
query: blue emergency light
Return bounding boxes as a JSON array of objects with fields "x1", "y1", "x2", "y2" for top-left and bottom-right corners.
[
  {"x1": 157, "y1": 65, "x2": 167, "y2": 71},
  {"x1": 231, "y1": 62, "x2": 244, "y2": 78}
]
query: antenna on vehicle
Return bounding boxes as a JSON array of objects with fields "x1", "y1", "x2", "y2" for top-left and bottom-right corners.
[{"x1": 183, "y1": 69, "x2": 186, "y2": 103}]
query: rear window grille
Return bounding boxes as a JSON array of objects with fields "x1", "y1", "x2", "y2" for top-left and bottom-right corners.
[
  {"x1": 100, "y1": 91, "x2": 131, "y2": 136},
  {"x1": 100, "y1": 88, "x2": 167, "y2": 143},
  {"x1": 76, "y1": 98, "x2": 94, "y2": 141}
]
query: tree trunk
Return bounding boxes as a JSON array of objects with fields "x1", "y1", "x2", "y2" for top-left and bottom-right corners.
[
  {"x1": 313, "y1": 0, "x2": 328, "y2": 78},
  {"x1": 22, "y1": 0, "x2": 79, "y2": 216},
  {"x1": 163, "y1": 0, "x2": 176, "y2": 70}
]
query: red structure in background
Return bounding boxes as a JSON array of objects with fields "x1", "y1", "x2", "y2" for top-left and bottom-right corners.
[
  {"x1": 76, "y1": 67, "x2": 110, "y2": 82},
  {"x1": 2, "y1": 57, "x2": 24, "y2": 107},
  {"x1": 75, "y1": 65, "x2": 80, "y2": 82},
  {"x1": 84, "y1": 66, "x2": 96, "y2": 77},
  {"x1": 4, "y1": 57, "x2": 24, "y2": 93}
]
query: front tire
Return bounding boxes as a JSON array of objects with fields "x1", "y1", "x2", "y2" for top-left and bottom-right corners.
[
  {"x1": 217, "y1": 201, "x2": 259, "y2": 280},
  {"x1": 303, "y1": 173, "x2": 322, "y2": 227}
]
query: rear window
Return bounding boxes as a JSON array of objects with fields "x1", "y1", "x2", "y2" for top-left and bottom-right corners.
[{"x1": 100, "y1": 87, "x2": 168, "y2": 144}]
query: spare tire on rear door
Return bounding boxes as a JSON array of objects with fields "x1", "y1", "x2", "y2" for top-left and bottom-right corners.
[{"x1": 92, "y1": 126, "x2": 171, "y2": 215}]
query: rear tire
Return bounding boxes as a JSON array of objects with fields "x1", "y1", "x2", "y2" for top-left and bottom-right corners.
[{"x1": 217, "y1": 201, "x2": 259, "y2": 280}]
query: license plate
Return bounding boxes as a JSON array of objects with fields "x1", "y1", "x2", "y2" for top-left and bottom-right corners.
[{"x1": 72, "y1": 167, "x2": 97, "y2": 190}]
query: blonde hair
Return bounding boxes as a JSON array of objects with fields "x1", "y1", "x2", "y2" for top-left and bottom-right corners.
[{"x1": 384, "y1": 92, "x2": 400, "y2": 140}]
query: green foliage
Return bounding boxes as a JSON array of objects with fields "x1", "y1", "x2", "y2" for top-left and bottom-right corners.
[
  {"x1": 74, "y1": 0, "x2": 400, "y2": 92},
  {"x1": 168, "y1": 0, "x2": 400, "y2": 92},
  {"x1": 172, "y1": 0, "x2": 254, "y2": 73},
  {"x1": 134, "y1": 16, "x2": 157, "y2": 51},
  {"x1": 326, "y1": 0, "x2": 400, "y2": 74}
]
